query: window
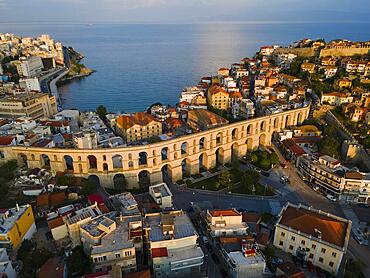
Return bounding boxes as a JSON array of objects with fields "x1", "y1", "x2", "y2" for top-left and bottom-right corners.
[
  {"x1": 289, "y1": 245, "x2": 294, "y2": 250},
  {"x1": 125, "y1": 251, "x2": 132, "y2": 257},
  {"x1": 291, "y1": 236, "x2": 295, "y2": 241},
  {"x1": 103, "y1": 256, "x2": 107, "y2": 261},
  {"x1": 321, "y1": 248, "x2": 326, "y2": 254},
  {"x1": 115, "y1": 253, "x2": 121, "y2": 258},
  {"x1": 281, "y1": 232, "x2": 285, "y2": 237},
  {"x1": 301, "y1": 240, "x2": 305, "y2": 245},
  {"x1": 332, "y1": 252, "x2": 337, "y2": 258},
  {"x1": 279, "y1": 241, "x2": 284, "y2": 246},
  {"x1": 309, "y1": 254, "x2": 314, "y2": 259},
  {"x1": 107, "y1": 265, "x2": 112, "y2": 271},
  {"x1": 319, "y1": 257, "x2": 324, "y2": 263},
  {"x1": 312, "y1": 244, "x2": 316, "y2": 250},
  {"x1": 329, "y1": 261, "x2": 334, "y2": 267}
]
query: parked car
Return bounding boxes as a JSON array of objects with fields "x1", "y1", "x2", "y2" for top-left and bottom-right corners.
[
  {"x1": 261, "y1": 171, "x2": 270, "y2": 177},
  {"x1": 271, "y1": 257, "x2": 283, "y2": 265},
  {"x1": 326, "y1": 194, "x2": 337, "y2": 202},
  {"x1": 358, "y1": 203, "x2": 369, "y2": 208},
  {"x1": 313, "y1": 185, "x2": 320, "y2": 191}
]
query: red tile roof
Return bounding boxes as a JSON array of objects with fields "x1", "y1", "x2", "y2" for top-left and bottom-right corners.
[
  {"x1": 124, "y1": 270, "x2": 151, "y2": 278},
  {"x1": 37, "y1": 257, "x2": 65, "y2": 278},
  {"x1": 209, "y1": 209, "x2": 241, "y2": 217},
  {"x1": 277, "y1": 261, "x2": 305, "y2": 278},
  {"x1": 49, "y1": 192, "x2": 66, "y2": 207},
  {"x1": 278, "y1": 205, "x2": 349, "y2": 248},
  {"x1": 282, "y1": 139, "x2": 306, "y2": 156},
  {"x1": 152, "y1": 247, "x2": 168, "y2": 258},
  {"x1": 0, "y1": 136, "x2": 15, "y2": 146},
  {"x1": 116, "y1": 112, "x2": 159, "y2": 129},
  {"x1": 88, "y1": 194, "x2": 104, "y2": 204},
  {"x1": 48, "y1": 216, "x2": 65, "y2": 230}
]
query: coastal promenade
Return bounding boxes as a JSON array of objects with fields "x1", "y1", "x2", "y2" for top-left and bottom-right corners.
[{"x1": 0, "y1": 106, "x2": 310, "y2": 188}]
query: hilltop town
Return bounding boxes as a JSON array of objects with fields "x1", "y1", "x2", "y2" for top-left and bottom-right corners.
[{"x1": 0, "y1": 34, "x2": 369, "y2": 278}]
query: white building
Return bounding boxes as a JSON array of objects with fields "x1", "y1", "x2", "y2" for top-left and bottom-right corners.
[
  {"x1": 144, "y1": 211, "x2": 204, "y2": 278},
  {"x1": 179, "y1": 87, "x2": 204, "y2": 104},
  {"x1": 206, "y1": 209, "x2": 248, "y2": 237},
  {"x1": 13, "y1": 56, "x2": 43, "y2": 77},
  {"x1": 0, "y1": 248, "x2": 16, "y2": 278},
  {"x1": 149, "y1": 183, "x2": 173, "y2": 210},
  {"x1": 19, "y1": 77, "x2": 41, "y2": 92},
  {"x1": 110, "y1": 192, "x2": 141, "y2": 216},
  {"x1": 228, "y1": 250, "x2": 266, "y2": 278}
]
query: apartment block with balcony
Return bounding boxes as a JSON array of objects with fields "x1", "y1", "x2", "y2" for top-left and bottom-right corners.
[
  {"x1": 297, "y1": 154, "x2": 370, "y2": 203},
  {"x1": 80, "y1": 213, "x2": 142, "y2": 277},
  {"x1": 273, "y1": 203, "x2": 351, "y2": 275},
  {"x1": 0, "y1": 93, "x2": 57, "y2": 119},
  {"x1": 206, "y1": 209, "x2": 248, "y2": 238},
  {"x1": 144, "y1": 210, "x2": 204, "y2": 278}
]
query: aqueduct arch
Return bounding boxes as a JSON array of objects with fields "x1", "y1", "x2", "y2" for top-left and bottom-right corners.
[{"x1": 1, "y1": 106, "x2": 309, "y2": 188}]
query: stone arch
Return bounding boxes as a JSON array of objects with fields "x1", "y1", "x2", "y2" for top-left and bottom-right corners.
[
  {"x1": 103, "y1": 163, "x2": 108, "y2": 171},
  {"x1": 41, "y1": 154, "x2": 50, "y2": 168},
  {"x1": 161, "y1": 147, "x2": 169, "y2": 161},
  {"x1": 64, "y1": 155, "x2": 74, "y2": 171},
  {"x1": 273, "y1": 118, "x2": 279, "y2": 129},
  {"x1": 199, "y1": 153, "x2": 208, "y2": 172},
  {"x1": 215, "y1": 147, "x2": 224, "y2": 165},
  {"x1": 231, "y1": 143, "x2": 239, "y2": 161},
  {"x1": 246, "y1": 138, "x2": 254, "y2": 152},
  {"x1": 88, "y1": 175, "x2": 100, "y2": 186},
  {"x1": 297, "y1": 112, "x2": 304, "y2": 125},
  {"x1": 88, "y1": 155, "x2": 97, "y2": 169},
  {"x1": 260, "y1": 121, "x2": 267, "y2": 132},
  {"x1": 216, "y1": 132, "x2": 223, "y2": 145},
  {"x1": 199, "y1": 137, "x2": 206, "y2": 150},
  {"x1": 181, "y1": 158, "x2": 191, "y2": 178},
  {"x1": 139, "y1": 152, "x2": 148, "y2": 165},
  {"x1": 112, "y1": 155, "x2": 123, "y2": 169},
  {"x1": 181, "y1": 142, "x2": 188, "y2": 155},
  {"x1": 259, "y1": 133, "x2": 267, "y2": 146},
  {"x1": 17, "y1": 153, "x2": 28, "y2": 168},
  {"x1": 161, "y1": 164, "x2": 173, "y2": 180},
  {"x1": 231, "y1": 128, "x2": 238, "y2": 140},
  {"x1": 138, "y1": 170, "x2": 151, "y2": 188},
  {"x1": 78, "y1": 164, "x2": 82, "y2": 173},
  {"x1": 103, "y1": 155, "x2": 107, "y2": 161},
  {"x1": 53, "y1": 155, "x2": 58, "y2": 161},
  {"x1": 246, "y1": 124, "x2": 253, "y2": 136},
  {"x1": 113, "y1": 174, "x2": 127, "y2": 191},
  {"x1": 284, "y1": 115, "x2": 292, "y2": 127}
]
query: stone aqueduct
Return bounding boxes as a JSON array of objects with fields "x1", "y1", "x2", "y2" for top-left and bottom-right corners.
[{"x1": 0, "y1": 106, "x2": 309, "y2": 188}]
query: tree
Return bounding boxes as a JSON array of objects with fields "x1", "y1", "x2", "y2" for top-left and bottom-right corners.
[
  {"x1": 258, "y1": 158, "x2": 271, "y2": 171},
  {"x1": 81, "y1": 180, "x2": 96, "y2": 196},
  {"x1": 216, "y1": 171, "x2": 233, "y2": 190},
  {"x1": 268, "y1": 152, "x2": 279, "y2": 166},
  {"x1": 240, "y1": 170, "x2": 260, "y2": 193},
  {"x1": 96, "y1": 105, "x2": 107, "y2": 120},
  {"x1": 248, "y1": 153, "x2": 258, "y2": 163},
  {"x1": 66, "y1": 246, "x2": 92, "y2": 276},
  {"x1": 319, "y1": 137, "x2": 340, "y2": 158}
]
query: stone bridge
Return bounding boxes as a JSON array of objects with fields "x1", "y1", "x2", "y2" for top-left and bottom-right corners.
[{"x1": 0, "y1": 106, "x2": 310, "y2": 189}]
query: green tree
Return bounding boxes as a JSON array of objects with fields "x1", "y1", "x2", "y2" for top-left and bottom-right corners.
[
  {"x1": 66, "y1": 246, "x2": 92, "y2": 276},
  {"x1": 248, "y1": 153, "x2": 258, "y2": 163},
  {"x1": 216, "y1": 171, "x2": 233, "y2": 190},
  {"x1": 319, "y1": 137, "x2": 340, "y2": 158},
  {"x1": 81, "y1": 180, "x2": 96, "y2": 196},
  {"x1": 268, "y1": 152, "x2": 279, "y2": 166},
  {"x1": 96, "y1": 105, "x2": 108, "y2": 120},
  {"x1": 258, "y1": 158, "x2": 271, "y2": 171},
  {"x1": 345, "y1": 259, "x2": 365, "y2": 278},
  {"x1": 240, "y1": 170, "x2": 260, "y2": 193}
]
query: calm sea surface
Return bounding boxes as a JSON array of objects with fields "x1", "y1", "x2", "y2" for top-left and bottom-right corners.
[{"x1": 1, "y1": 22, "x2": 370, "y2": 112}]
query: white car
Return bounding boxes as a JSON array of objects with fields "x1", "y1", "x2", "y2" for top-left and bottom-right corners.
[
  {"x1": 326, "y1": 194, "x2": 337, "y2": 202},
  {"x1": 313, "y1": 186, "x2": 320, "y2": 191}
]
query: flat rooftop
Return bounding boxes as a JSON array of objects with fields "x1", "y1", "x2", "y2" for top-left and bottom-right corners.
[
  {"x1": 0, "y1": 205, "x2": 30, "y2": 235},
  {"x1": 145, "y1": 211, "x2": 196, "y2": 242},
  {"x1": 150, "y1": 183, "x2": 172, "y2": 198},
  {"x1": 228, "y1": 251, "x2": 265, "y2": 266},
  {"x1": 66, "y1": 204, "x2": 101, "y2": 225}
]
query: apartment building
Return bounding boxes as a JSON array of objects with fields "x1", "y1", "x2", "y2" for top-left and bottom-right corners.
[
  {"x1": 66, "y1": 203, "x2": 103, "y2": 246},
  {"x1": 273, "y1": 203, "x2": 351, "y2": 275},
  {"x1": 115, "y1": 112, "x2": 162, "y2": 143},
  {"x1": 0, "y1": 93, "x2": 57, "y2": 119},
  {"x1": 0, "y1": 204, "x2": 36, "y2": 249},
  {"x1": 80, "y1": 213, "x2": 142, "y2": 277},
  {"x1": 206, "y1": 209, "x2": 248, "y2": 237},
  {"x1": 12, "y1": 56, "x2": 43, "y2": 77},
  {"x1": 207, "y1": 85, "x2": 229, "y2": 110},
  {"x1": 320, "y1": 92, "x2": 353, "y2": 106},
  {"x1": 297, "y1": 154, "x2": 370, "y2": 203},
  {"x1": 149, "y1": 183, "x2": 173, "y2": 210},
  {"x1": 144, "y1": 210, "x2": 204, "y2": 278}
]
